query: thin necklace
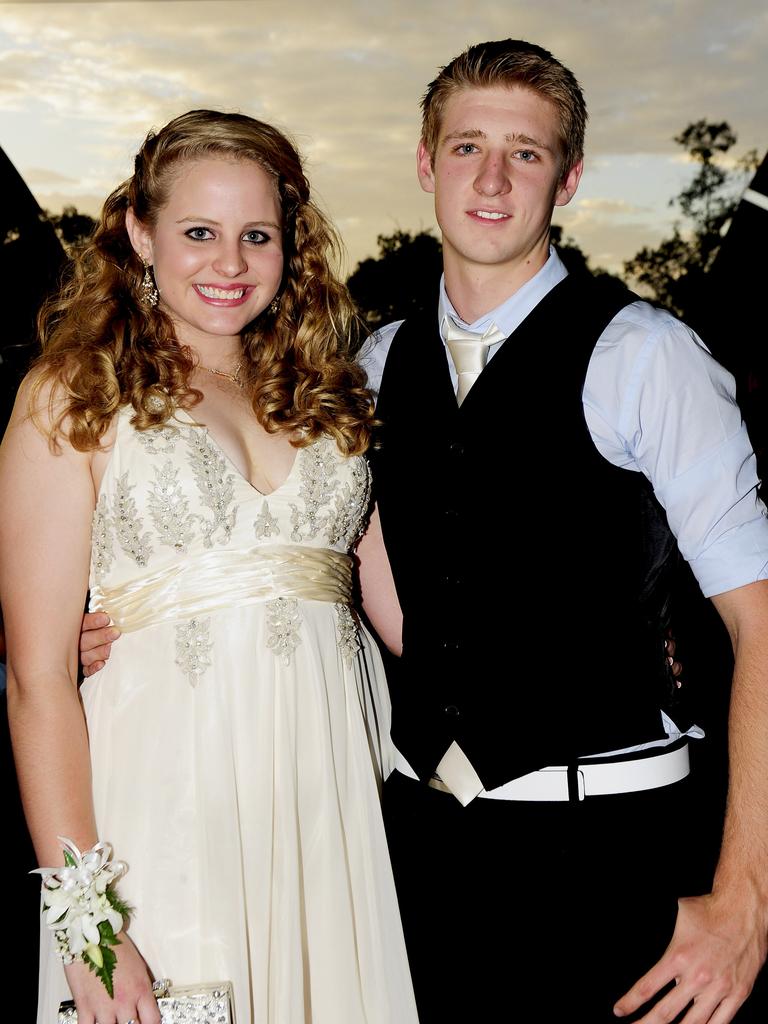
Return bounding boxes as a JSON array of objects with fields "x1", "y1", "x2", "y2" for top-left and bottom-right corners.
[{"x1": 199, "y1": 359, "x2": 244, "y2": 389}]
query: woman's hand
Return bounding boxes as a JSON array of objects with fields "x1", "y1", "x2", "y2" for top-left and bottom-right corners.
[{"x1": 64, "y1": 932, "x2": 161, "y2": 1024}]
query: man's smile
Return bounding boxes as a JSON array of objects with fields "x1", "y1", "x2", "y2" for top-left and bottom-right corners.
[{"x1": 468, "y1": 209, "x2": 511, "y2": 221}]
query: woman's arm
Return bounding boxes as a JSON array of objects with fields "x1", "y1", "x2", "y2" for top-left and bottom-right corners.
[
  {"x1": 0, "y1": 378, "x2": 159, "y2": 1024},
  {"x1": 356, "y1": 504, "x2": 403, "y2": 656},
  {"x1": 0, "y1": 377, "x2": 97, "y2": 862}
]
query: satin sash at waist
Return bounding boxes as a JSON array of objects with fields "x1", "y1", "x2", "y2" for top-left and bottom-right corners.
[{"x1": 90, "y1": 544, "x2": 353, "y2": 633}]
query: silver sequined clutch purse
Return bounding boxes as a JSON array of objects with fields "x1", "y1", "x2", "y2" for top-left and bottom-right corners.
[{"x1": 58, "y1": 979, "x2": 233, "y2": 1023}]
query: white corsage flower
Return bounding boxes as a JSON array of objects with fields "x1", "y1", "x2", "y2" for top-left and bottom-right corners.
[{"x1": 33, "y1": 837, "x2": 130, "y2": 996}]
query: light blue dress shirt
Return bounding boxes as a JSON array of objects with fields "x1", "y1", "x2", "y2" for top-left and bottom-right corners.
[{"x1": 359, "y1": 247, "x2": 768, "y2": 600}]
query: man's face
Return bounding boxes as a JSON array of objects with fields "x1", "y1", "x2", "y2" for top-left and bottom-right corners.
[{"x1": 418, "y1": 85, "x2": 582, "y2": 278}]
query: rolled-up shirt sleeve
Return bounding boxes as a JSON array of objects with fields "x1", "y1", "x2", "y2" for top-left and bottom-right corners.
[{"x1": 584, "y1": 301, "x2": 768, "y2": 598}]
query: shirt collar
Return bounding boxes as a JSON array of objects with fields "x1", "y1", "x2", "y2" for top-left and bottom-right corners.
[{"x1": 438, "y1": 246, "x2": 568, "y2": 338}]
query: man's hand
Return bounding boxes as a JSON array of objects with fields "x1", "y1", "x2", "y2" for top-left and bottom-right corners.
[
  {"x1": 614, "y1": 890, "x2": 768, "y2": 1022},
  {"x1": 618, "y1": 585, "x2": 768, "y2": 1024},
  {"x1": 80, "y1": 611, "x2": 120, "y2": 677},
  {"x1": 617, "y1": 580, "x2": 768, "y2": 1023}
]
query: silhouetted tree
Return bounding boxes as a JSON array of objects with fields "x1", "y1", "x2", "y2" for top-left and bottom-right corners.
[
  {"x1": 624, "y1": 121, "x2": 758, "y2": 318},
  {"x1": 44, "y1": 205, "x2": 97, "y2": 249},
  {"x1": 347, "y1": 229, "x2": 443, "y2": 328}
]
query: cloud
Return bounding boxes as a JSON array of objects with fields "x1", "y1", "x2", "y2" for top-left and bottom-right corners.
[
  {"x1": 574, "y1": 197, "x2": 650, "y2": 216},
  {"x1": 0, "y1": 48, "x2": 49, "y2": 105},
  {"x1": 21, "y1": 167, "x2": 77, "y2": 184},
  {"x1": 33, "y1": 190, "x2": 105, "y2": 216}
]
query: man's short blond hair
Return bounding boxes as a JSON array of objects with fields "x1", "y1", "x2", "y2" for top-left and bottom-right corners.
[{"x1": 421, "y1": 39, "x2": 587, "y2": 178}]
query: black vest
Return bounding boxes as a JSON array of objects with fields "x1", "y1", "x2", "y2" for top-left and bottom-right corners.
[{"x1": 371, "y1": 273, "x2": 680, "y2": 790}]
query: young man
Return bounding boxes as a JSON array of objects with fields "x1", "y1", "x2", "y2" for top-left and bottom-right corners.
[
  {"x1": 81, "y1": 39, "x2": 768, "y2": 1023},
  {"x1": 358, "y1": 39, "x2": 768, "y2": 1024}
]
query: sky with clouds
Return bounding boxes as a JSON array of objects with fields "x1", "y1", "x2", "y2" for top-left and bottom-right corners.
[{"x1": 1, "y1": 0, "x2": 766, "y2": 274}]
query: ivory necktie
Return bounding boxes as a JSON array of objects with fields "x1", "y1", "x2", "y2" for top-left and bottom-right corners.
[
  {"x1": 434, "y1": 741, "x2": 485, "y2": 806},
  {"x1": 442, "y1": 317, "x2": 507, "y2": 405}
]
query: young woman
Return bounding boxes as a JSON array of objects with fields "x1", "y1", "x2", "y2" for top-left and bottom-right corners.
[{"x1": 0, "y1": 110, "x2": 416, "y2": 1024}]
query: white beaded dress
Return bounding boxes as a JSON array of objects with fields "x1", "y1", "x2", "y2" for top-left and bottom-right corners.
[{"x1": 36, "y1": 405, "x2": 418, "y2": 1024}]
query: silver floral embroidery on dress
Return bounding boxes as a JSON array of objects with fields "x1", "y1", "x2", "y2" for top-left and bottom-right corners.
[
  {"x1": 335, "y1": 603, "x2": 361, "y2": 666},
  {"x1": 266, "y1": 598, "x2": 301, "y2": 665},
  {"x1": 327, "y1": 457, "x2": 372, "y2": 548},
  {"x1": 148, "y1": 460, "x2": 196, "y2": 553},
  {"x1": 253, "y1": 500, "x2": 280, "y2": 540},
  {"x1": 175, "y1": 617, "x2": 213, "y2": 687},
  {"x1": 186, "y1": 429, "x2": 238, "y2": 548},
  {"x1": 289, "y1": 440, "x2": 340, "y2": 542},
  {"x1": 137, "y1": 425, "x2": 180, "y2": 455},
  {"x1": 113, "y1": 472, "x2": 153, "y2": 567},
  {"x1": 91, "y1": 495, "x2": 115, "y2": 583}
]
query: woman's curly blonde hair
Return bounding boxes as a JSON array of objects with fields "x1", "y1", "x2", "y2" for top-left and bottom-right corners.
[{"x1": 32, "y1": 109, "x2": 375, "y2": 455}]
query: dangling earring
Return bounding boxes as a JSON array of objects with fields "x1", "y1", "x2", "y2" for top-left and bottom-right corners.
[
  {"x1": 269, "y1": 295, "x2": 280, "y2": 315},
  {"x1": 140, "y1": 255, "x2": 159, "y2": 308}
]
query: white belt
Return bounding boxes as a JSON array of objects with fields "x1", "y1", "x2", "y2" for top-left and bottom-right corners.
[{"x1": 394, "y1": 743, "x2": 690, "y2": 802}]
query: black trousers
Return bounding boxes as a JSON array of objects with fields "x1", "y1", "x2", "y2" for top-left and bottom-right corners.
[{"x1": 383, "y1": 770, "x2": 766, "y2": 1024}]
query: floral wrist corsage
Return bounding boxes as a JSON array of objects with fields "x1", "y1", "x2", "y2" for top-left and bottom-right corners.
[{"x1": 33, "y1": 837, "x2": 131, "y2": 996}]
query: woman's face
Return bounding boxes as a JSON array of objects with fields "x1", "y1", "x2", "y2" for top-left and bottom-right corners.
[{"x1": 128, "y1": 156, "x2": 284, "y2": 351}]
